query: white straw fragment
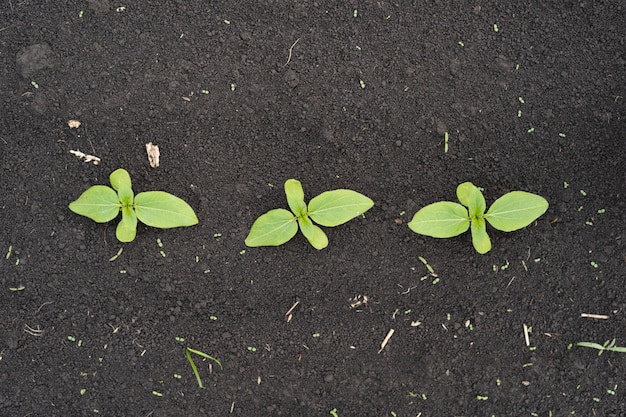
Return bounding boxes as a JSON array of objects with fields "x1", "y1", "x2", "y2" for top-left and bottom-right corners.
[
  {"x1": 580, "y1": 313, "x2": 609, "y2": 319},
  {"x1": 523, "y1": 323, "x2": 530, "y2": 347},
  {"x1": 378, "y1": 328, "x2": 395, "y2": 354},
  {"x1": 285, "y1": 301, "x2": 299, "y2": 317},
  {"x1": 70, "y1": 149, "x2": 101, "y2": 165}
]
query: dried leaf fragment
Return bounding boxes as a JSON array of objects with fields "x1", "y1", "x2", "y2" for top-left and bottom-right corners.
[
  {"x1": 145, "y1": 142, "x2": 160, "y2": 168},
  {"x1": 70, "y1": 149, "x2": 101, "y2": 165},
  {"x1": 68, "y1": 119, "x2": 81, "y2": 129}
]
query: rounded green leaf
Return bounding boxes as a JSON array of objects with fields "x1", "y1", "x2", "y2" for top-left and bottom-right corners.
[
  {"x1": 110, "y1": 168, "x2": 132, "y2": 192},
  {"x1": 408, "y1": 202, "x2": 469, "y2": 238},
  {"x1": 116, "y1": 206, "x2": 137, "y2": 242},
  {"x1": 467, "y1": 185, "x2": 486, "y2": 219},
  {"x1": 308, "y1": 189, "x2": 374, "y2": 227},
  {"x1": 284, "y1": 179, "x2": 307, "y2": 218},
  {"x1": 69, "y1": 185, "x2": 121, "y2": 223},
  {"x1": 485, "y1": 191, "x2": 549, "y2": 232},
  {"x1": 456, "y1": 182, "x2": 476, "y2": 207},
  {"x1": 134, "y1": 191, "x2": 199, "y2": 228},
  {"x1": 245, "y1": 208, "x2": 298, "y2": 247},
  {"x1": 470, "y1": 217, "x2": 491, "y2": 254},
  {"x1": 298, "y1": 216, "x2": 329, "y2": 250},
  {"x1": 117, "y1": 183, "x2": 134, "y2": 207}
]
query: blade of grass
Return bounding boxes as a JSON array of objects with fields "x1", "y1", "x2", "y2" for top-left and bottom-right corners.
[{"x1": 185, "y1": 347, "x2": 222, "y2": 389}]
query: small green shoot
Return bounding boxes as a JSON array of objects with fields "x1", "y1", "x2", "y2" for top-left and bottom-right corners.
[
  {"x1": 577, "y1": 339, "x2": 626, "y2": 355},
  {"x1": 418, "y1": 256, "x2": 435, "y2": 274},
  {"x1": 245, "y1": 179, "x2": 374, "y2": 250},
  {"x1": 408, "y1": 182, "x2": 548, "y2": 254},
  {"x1": 69, "y1": 168, "x2": 198, "y2": 242},
  {"x1": 185, "y1": 346, "x2": 222, "y2": 389}
]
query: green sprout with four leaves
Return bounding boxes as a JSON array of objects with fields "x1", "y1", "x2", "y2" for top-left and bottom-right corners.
[
  {"x1": 69, "y1": 168, "x2": 198, "y2": 242},
  {"x1": 245, "y1": 179, "x2": 374, "y2": 250},
  {"x1": 408, "y1": 182, "x2": 548, "y2": 254}
]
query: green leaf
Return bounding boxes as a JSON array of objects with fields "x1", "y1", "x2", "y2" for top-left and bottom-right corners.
[
  {"x1": 408, "y1": 202, "x2": 469, "y2": 238},
  {"x1": 117, "y1": 184, "x2": 134, "y2": 207},
  {"x1": 576, "y1": 342, "x2": 605, "y2": 350},
  {"x1": 110, "y1": 168, "x2": 132, "y2": 192},
  {"x1": 284, "y1": 179, "x2": 307, "y2": 218},
  {"x1": 69, "y1": 185, "x2": 121, "y2": 222},
  {"x1": 485, "y1": 191, "x2": 549, "y2": 232},
  {"x1": 298, "y1": 216, "x2": 329, "y2": 250},
  {"x1": 470, "y1": 217, "x2": 491, "y2": 254},
  {"x1": 116, "y1": 206, "x2": 137, "y2": 242},
  {"x1": 467, "y1": 184, "x2": 486, "y2": 219},
  {"x1": 308, "y1": 189, "x2": 374, "y2": 227},
  {"x1": 456, "y1": 182, "x2": 476, "y2": 207},
  {"x1": 134, "y1": 191, "x2": 199, "y2": 228},
  {"x1": 245, "y1": 208, "x2": 298, "y2": 247}
]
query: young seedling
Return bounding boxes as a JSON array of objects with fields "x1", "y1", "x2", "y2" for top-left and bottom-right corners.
[
  {"x1": 69, "y1": 168, "x2": 198, "y2": 242},
  {"x1": 245, "y1": 179, "x2": 374, "y2": 250},
  {"x1": 185, "y1": 347, "x2": 222, "y2": 388},
  {"x1": 408, "y1": 182, "x2": 548, "y2": 254},
  {"x1": 577, "y1": 339, "x2": 626, "y2": 355}
]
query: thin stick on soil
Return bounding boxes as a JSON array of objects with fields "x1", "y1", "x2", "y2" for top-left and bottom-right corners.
[
  {"x1": 283, "y1": 38, "x2": 300, "y2": 67},
  {"x1": 523, "y1": 323, "x2": 530, "y2": 347},
  {"x1": 378, "y1": 328, "x2": 394, "y2": 354},
  {"x1": 285, "y1": 300, "x2": 299, "y2": 322},
  {"x1": 580, "y1": 313, "x2": 609, "y2": 319},
  {"x1": 285, "y1": 300, "x2": 299, "y2": 316}
]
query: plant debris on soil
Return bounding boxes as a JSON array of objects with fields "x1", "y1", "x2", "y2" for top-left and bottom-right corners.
[{"x1": 1, "y1": 2, "x2": 625, "y2": 416}]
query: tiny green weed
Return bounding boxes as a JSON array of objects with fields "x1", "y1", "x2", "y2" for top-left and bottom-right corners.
[
  {"x1": 408, "y1": 182, "x2": 548, "y2": 254},
  {"x1": 245, "y1": 179, "x2": 373, "y2": 250}
]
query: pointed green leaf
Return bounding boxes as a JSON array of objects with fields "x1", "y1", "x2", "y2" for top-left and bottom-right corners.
[
  {"x1": 69, "y1": 185, "x2": 121, "y2": 222},
  {"x1": 116, "y1": 206, "x2": 137, "y2": 242},
  {"x1": 467, "y1": 185, "x2": 486, "y2": 219},
  {"x1": 284, "y1": 179, "x2": 307, "y2": 217},
  {"x1": 470, "y1": 217, "x2": 491, "y2": 254},
  {"x1": 110, "y1": 168, "x2": 132, "y2": 192},
  {"x1": 456, "y1": 182, "x2": 476, "y2": 207},
  {"x1": 245, "y1": 208, "x2": 298, "y2": 247},
  {"x1": 117, "y1": 184, "x2": 134, "y2": 206},
  {"x1": 408, "y1": 202, "x2": 469, "y2": 238},
  {"x1": 298, "y1": 216, "x2": 329, "y2": 250},
  {"x1": 485, "y1": 191, "x2": 549, "y2": 232},
  {"x1": 308, "y1": 189, "x2": 374, "y2": 227},
  {"x1": 134, "y1": 191, "x2": 199, "y2": 228}
]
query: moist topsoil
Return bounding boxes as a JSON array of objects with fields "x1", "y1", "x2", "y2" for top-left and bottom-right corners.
[{"x1": 1, "y1": 1, "x2": 625, "y2": 416}]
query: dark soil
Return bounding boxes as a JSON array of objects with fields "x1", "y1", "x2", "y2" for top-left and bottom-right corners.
[{"x1": 2, "y1": 1, "x2": 625, "y2": 416}]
